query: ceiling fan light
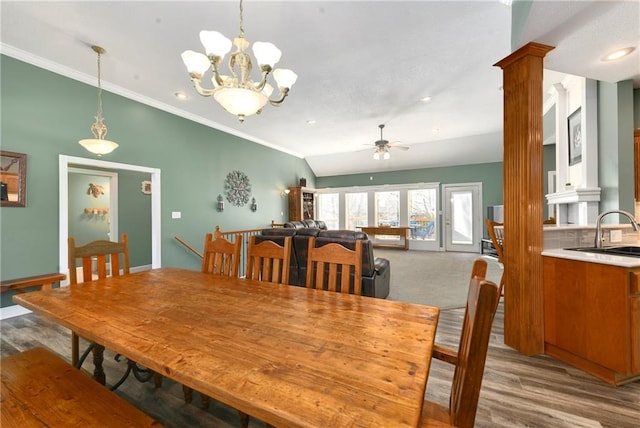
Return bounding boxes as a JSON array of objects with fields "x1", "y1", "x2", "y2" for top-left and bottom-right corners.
[
  {"x1": 383, "y1": 151, "x2": 391, "y2": 160},
  {"x1": 273, "y1": 68, "x2": 298, "y2": 89},
  {"x1": 181, "y1": 50, "x2": 211, "y2": 77},
  {"x1": 199, "y1": 31, "x2": 232, "y2": 58},
  {"x1": 253, "y1": 42, "x2": 282, "y2": 68},
  {"x1": 373, "y1": 152, "x2": 380, "y2": 160}
]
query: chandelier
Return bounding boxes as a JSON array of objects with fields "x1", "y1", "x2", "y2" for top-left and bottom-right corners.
[
  {"x1": 181, "y1": 0, "x2": 297, "y2": 122},
  {"x1": 78, "y1": 45, "x2": 119, "y2": 156}
]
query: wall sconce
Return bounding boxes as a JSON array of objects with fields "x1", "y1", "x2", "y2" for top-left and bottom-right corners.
[
  {"x1": 281, "y1": 188, "x2": 290, "y2": 197},
  {"x1": 250, "y1": 197, "x2": 258, "y2": 212},
  {"x1": 217, "y1": 194, "x2": 224, "y2": 212}
]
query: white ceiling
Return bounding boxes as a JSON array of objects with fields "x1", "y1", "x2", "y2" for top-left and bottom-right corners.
[{"x1": 1, "y1": 1, "x2": 638, "y2": 177}]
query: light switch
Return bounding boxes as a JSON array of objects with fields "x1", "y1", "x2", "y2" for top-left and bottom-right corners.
[{"x1": 171, "y1": 211, "x2": 181, "y2": 219}]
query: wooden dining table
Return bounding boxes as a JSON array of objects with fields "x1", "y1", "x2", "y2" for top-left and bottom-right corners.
[{"x1": 14, "y1": 267, "x2": 440, "y2": 427}]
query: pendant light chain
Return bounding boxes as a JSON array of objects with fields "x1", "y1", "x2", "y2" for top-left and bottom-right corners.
[
  {"x1": 96, "y1": 48, "x2": 104, "y2": 120},
  {"x1": 89, "y1": 45, "x2": 108, "y2": 141},
  {"x1": 238, "y1": 0, "x2": 245, "y2": 38}
]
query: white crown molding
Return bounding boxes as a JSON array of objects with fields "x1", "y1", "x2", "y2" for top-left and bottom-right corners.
[{"x1": 0, "y1": 43, "x2": 304, "y2": 159}]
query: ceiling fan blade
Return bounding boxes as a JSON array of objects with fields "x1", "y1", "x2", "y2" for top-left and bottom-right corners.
[{"x1": 388, "y1": 141, "x2": 410, "y2": 150}]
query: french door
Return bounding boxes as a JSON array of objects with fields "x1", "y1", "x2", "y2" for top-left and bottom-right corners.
[{"x1": 443, "y1": 184, "x2": 482, "y2": 253}]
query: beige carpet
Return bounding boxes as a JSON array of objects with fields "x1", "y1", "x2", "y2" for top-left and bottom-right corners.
[{"x1": 375, "y1": 249, "x2": 503, "y2": 309}]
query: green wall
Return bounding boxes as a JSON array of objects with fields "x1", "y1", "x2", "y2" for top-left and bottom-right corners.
[
  {"x1": 597, "y1": 80, "x2": 635, "y2": 215},
  {"x1": 0, "y1": 55, "x2": 314, "y2": 306}
]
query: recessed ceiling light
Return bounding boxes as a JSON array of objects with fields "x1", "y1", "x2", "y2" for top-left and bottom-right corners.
[
  {"x1": 306, "y1": 119, "x2": 316, "y2": 125},
  {"x1": 601, "y1": 47, "x2": 635, "y2": 62},
  {"x1": 432, "y1": 128, "x2": 440, "y2": 134},
  {"x1": 174, "y1": 91, "x2": 189, "y2": 100},
  {"x1": 421, "y1": 96, "x2": 432, "y2": 103}
]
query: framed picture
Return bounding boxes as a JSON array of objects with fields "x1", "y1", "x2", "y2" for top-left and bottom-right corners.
[
  {"x1": 141, "y1": 180, "x2": 151, "y2": 194},
  {"x1": 568, "y1": 107, "x2": 582, "y2": 166}
]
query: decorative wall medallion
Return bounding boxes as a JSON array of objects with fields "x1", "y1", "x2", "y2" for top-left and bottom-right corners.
[{"x1": 224, "y1": 170, "x2": 252, "y2": 207}]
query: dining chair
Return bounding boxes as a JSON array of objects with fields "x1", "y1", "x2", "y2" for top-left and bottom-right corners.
[
  {"x1": 305, "y1": 237, "x2": 363, "y2": 295},
  {"x1": 485, "y1": 218, "x2": 504, "y2": 264},
  {"x1": 246, "y1": 235, "x2": 292, "y2": 284},
  {"x1": 420, "y1": 258, "x2": 501, "y2": 428},
  {"x1": 485, "y1": 218, "x2": 505, "y2": 295},
  {"x1": 68, "y1": 234, "x2": 130, "y2": 367},
  {"x1": 201, "y1": 232, "x2": 242, "y2": 276},
  {"x1": 68, "y1": 234, "x2": 161, "y2": 389},
  {"x1": 184, "y1": 232, "x2": 245, "y2": 422}
]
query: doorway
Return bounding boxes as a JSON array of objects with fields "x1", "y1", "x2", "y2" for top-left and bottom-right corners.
[
  {"x1": 442, "y1": 183, "x2": 482, "y2": 253},
  {"x1": 68, "y1": 168, "x2": 118, "y2": 244},
  {"x1": 58, "y1": 155, "x2": 161, "y2": 285}
]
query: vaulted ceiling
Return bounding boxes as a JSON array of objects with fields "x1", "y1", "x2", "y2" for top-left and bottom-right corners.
[{"x1": 1, "y1": 1, "x2": 638, "y2": 177}]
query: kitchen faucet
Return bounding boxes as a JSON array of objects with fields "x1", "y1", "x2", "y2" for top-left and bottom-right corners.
[{"x1": 594, "y1": 209, "x2": 639, "y2": 248}]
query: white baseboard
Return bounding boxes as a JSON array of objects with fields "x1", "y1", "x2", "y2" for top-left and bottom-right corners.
[{"x1": 1, "y1": 264, "x2": 154, "y2": 320}]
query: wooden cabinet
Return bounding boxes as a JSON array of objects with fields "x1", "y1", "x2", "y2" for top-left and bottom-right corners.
[
  {"x1": 543, "y1": 256, "x2": 640, "y2": 385},
  {"x1": 288, "y1": 186, "x2": 316, "y2": 221}
]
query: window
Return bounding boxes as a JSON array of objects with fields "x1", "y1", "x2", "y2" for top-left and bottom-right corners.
[
  {"x1": 345, "y1": 192, "x2": 367, "y2": 230},
  {"x1": 317, "y1": 193, "x2": 339, "y2": 230},
  {"x1": 408, "y1": 189, "x2": 437, "y2": 241},
  {"x1": 451, "y1": 190, "x2": 473, "y2": 244},
  {"x1": 375, "y1": 191, "x2": 399, "y2": 227}
]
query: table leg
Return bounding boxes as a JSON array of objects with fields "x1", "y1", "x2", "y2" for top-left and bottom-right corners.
[{"x1": 91, "y1": 344, "x2": 106, "y2": 385}]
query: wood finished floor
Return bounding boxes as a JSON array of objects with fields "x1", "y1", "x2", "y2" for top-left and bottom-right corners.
[{"x1": 2, "y1": 301, "x2": 639, "y2": 427}]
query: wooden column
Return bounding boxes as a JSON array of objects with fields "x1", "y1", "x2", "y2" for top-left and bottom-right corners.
[{"x1": 494, "y1": 43, "x2": 554, "y2": 355}]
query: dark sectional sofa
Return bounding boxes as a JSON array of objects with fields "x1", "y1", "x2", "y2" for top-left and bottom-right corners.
[{"x1": 256, "y1": 221, "x2": 390, "y2": 298}]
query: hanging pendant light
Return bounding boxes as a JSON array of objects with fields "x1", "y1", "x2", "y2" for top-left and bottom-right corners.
[
  {"x1": 78, "y1": 45, "x2": 119, "y2": 156},
  {"x1": 181, "y1": 0, "x2": 297, "y2": 122}
]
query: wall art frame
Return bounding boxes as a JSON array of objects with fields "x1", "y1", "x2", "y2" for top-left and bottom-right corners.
[
  {"x1": 568, "y1": 107, "x2": 582, "y2": 166},
  {"x1": 0, "y1": 150, "x2": 27, "y2": 207}
]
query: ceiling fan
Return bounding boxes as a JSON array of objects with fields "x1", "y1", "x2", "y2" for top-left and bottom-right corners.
[{"x1": 370, "y1": 124, "x2": 409, "y2": 160}]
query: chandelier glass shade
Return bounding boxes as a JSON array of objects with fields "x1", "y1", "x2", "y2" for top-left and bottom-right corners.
[
  {"x1": 181, "y1": 0, "x2": 297, "y2": 122},
  {"x1": 78, "y1": 45, "x2": 119, "y2": 157}
]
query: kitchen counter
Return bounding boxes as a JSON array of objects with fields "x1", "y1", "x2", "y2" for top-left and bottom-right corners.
[{"x1": 542, "y1": 248, "x2": 640, "y2": 268}]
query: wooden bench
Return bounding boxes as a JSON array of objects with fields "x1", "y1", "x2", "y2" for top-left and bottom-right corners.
[
  {"x1": 0, "y1": 272, "x2": 66, "y2": 294},
  {"x1": 1, "y1": 347, "x2": 161, "y2": 427}
]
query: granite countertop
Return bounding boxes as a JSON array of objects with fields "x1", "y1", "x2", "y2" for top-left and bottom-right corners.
[{"x1": 542, "y1": 248, "x2": 640, "y2": 268}]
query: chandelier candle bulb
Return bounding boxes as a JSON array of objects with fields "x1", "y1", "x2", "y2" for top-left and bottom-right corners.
[{"x1": 181, "y1": 0, "x2": 297, "y2": 122}]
